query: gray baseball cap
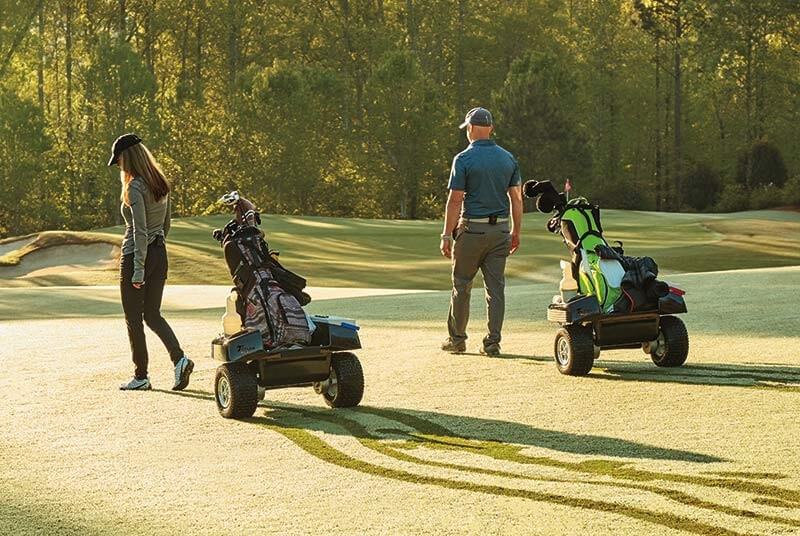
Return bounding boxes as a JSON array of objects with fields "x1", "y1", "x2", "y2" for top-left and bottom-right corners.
[{"x1": 459, "y1": 107, "x2": 493, "y2": 129}]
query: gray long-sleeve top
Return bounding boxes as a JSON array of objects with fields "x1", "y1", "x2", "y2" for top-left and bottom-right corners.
[{"x1": 120, "y1": 177, "x2": 171, "y2": 283}]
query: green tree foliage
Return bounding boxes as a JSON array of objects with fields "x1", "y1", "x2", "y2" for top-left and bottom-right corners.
[
  {"x1": 0, "y1": 88, "x2": 51, "y2": 235},
  {"x1": 0, "y1": 0, "x2": 798, "y2": 237},
  {"x1": 365, "y1": 50, "x2": 449, "y2": 218},
  {"x1": 736, "y1": 139, "x2": 789, "y2": 189},
  {"x1": 243, "y1": 61, "x2": 346, "y2": 214},
  {"x1": 716, "y1": 183, "x2": 750, "y2": 212},
  {"x1": 684, "y1": 162, "x2": 722, "y2": 211},
  {"x1": 494, "y1": 51, "x2": 591, "y2": 190}
]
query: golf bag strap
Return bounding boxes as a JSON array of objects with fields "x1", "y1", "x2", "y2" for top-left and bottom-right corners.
[
  {"x1": 574, "y1": 229, "x2": 607, "y2": 252},
  {"x1": 592, "y1": 206, "x2": 603, "y2": 234},
  {"x1": 232, "y1": 261, "x2": 258, "y2": 297},
  {"x1": 569, "y1": 204, "x2": 601, "y2": 234},
  {"x1": 233, "y1": 235, "x2": 269, "y2": 270}
]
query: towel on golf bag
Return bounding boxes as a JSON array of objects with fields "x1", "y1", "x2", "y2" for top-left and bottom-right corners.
[
  {"x1": 594, "y1": 245, "x2": 669, "y2": 313},
  {"x1": 222, "y1": 226, "x2": 311, "y2": 348}
]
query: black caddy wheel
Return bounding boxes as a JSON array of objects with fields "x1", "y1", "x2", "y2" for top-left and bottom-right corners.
[
  {"x1": 321, "y1": 352, "x2": 364, "y2": 408},
  {"x1": 215, "y1": 363, "x2": 259, "y2": 419},
  {"x1": 650, "y1": 315, "x2": 689, "y2": 367},
  {"x1": 554, "y1": 324, "x2": 595, "y2": 376}
]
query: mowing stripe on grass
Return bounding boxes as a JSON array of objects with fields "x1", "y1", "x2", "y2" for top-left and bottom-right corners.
[
  {"x1": 257, "y1": 414, "x2": 748, "y2": 536},
  {"x1": 275, "y1": 406, "x2": 800, "y2": 529},
  {"x1": 354, "y1": 406, "x2": 800, "y2": 505}
]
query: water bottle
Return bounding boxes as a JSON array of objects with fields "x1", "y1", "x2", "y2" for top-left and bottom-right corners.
[
  {"x1": 559, "y1": 260, "x2": 579, "y2": 302},
  {"x1": 222, "y1": 290, "x2": 242, "y2": 336}
]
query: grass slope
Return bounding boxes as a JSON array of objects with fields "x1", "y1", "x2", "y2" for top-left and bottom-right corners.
[{"x1": 1, "y1": 209, "x2": 799, "y2": 288}]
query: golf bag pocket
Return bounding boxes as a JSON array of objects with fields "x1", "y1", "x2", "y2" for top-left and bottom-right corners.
[
  {"x1": 243, "y1": 281, "x2": 272, "y2": 340},
  {"x1": 578, "y1": 249, "x2": 622, "y2": 313},
  {"x1": 264, "y1": 282, "x2": 311, "y2": 346}
]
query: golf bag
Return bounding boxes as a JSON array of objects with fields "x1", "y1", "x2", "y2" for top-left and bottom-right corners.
[
  {"x1": 215, "y1": 218, "x2": 311, "y2": 348},
  {"x1": 525, "y1": 180, "x2": 671, "y2": 313}
]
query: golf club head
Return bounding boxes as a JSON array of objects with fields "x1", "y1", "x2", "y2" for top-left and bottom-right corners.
[
  {"x1": 523, "y1": 180, "x2": 565, "y2": 213},
  {"x1": 219, "y1": 190, "x2": 240, "y2": 206},
  {"x1": 523, "y1": 180, "x2": 557, "y2": 199}
]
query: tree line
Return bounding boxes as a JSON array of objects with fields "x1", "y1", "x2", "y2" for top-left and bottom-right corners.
[{"x1": 0, "y1": 0, "x2": 798, "y2": 237}]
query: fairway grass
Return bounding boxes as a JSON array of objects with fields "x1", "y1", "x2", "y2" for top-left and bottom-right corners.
[
  {"x1": 1, "y1": 209, "x2": 799, "y2": 289},
  {"x1": 1, "y1": 266, "x2": 799, "y2": 535},
  {"x1": 1, "y1": 210, "x2": 798, "y2": 534}
]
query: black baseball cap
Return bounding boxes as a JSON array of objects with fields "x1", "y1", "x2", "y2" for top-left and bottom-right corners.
[
  {"x1": 107, "y1": 133, "x2": 142, "y2": 166},
  {"x1": 459, "y1": 107, "x2": 493, "y2": 129}
]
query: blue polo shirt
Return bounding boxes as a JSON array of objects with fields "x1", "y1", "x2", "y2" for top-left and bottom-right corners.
[{"x1": 448, "y1": 139, "x2": 522, "y2": 219}]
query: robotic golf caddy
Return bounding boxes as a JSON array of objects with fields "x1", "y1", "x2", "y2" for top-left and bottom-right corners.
[
  {"x1": 524, "y1": 180, "x2": 690, "y2": 376},
  {"x1": 211, "y1": 315, "x2": 364, "y2": 419},
  {"x1": 210, "y1": 191, "x2": 365, "y2": 419}
]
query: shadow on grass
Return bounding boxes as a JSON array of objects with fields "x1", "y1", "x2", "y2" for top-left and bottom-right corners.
[
  {"x1": 0, "y1": 497, "x2": 143, "y2": 535},
  {"x1": 154, "y1": 389, "x2": 800, "y2": 534},
  {"x1": 155, "y1": 388, "x2": 718, "y2": 463},
  {"x1": 590, "y1": 360, "x2": 800, "y2": 390},
  {"x1": 461, "y1": 352, "x2": 552, "y2": 364},
  {"x1": 0, "y1": 287, "x2": 123, "y2": 320}
]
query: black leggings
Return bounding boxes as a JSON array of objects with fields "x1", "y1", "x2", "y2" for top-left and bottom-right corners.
[{"x1": 120, "y1": 239, "x2": 184, "y2": 379}]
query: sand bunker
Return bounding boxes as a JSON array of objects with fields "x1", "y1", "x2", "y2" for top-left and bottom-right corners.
[
  {"x1": 0, "y1": 243, "x2": 120, "y2": 279},
  {"x1": 0, "y1": 236, "x2": 37, "y2": 257}
]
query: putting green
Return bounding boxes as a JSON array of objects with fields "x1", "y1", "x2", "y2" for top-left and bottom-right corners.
[{"x1": 1, "y1": 265, "x2": 799, "y2": 535}]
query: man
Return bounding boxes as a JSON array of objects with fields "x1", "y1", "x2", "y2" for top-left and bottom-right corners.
[{"x1": 440, "y1": 107, "x2": 522, "y2": 356}]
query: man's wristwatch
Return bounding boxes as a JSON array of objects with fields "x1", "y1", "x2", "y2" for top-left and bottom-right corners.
[{"x1": 440, "y1": 233, "x2": 452, "y2": 241}]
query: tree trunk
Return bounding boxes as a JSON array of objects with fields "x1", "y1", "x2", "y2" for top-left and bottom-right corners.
[
  {"x1": 143, "y1": 1, "x2": 154, "y2": 75},
  {"x1": 745, "y1": 25, "x2": 754, "y2": 147},
  {"x1": 118, "y1": 0, "x2": 126, "y2": 37},
  {"x1": 753, "y1": 12, "x2": 766, "y2": 141},
  {"x1": 84, "y1": 0, "x2": 98, "y2": 139},
  {"x1": 37, "y1": 3, "x2": 45, "y2": 110},
  {"x1": 456, "y1": 0, "x2": 466, "y2": 114},
  {"x1": 116, "y1": 0, "x2": 126, "y2": 133},
  {"x1": 195, "y1": 0, "x2": 205, "y2": 102},
  {"x1": 178, "y1": 4, "x2": 189, "y2": 102},
  {"x1": 64, "y1": 0, "x2": 74, "y2": 141},
  {"x1": 64, "y1": 0, "x2": 77, "y2": 216},
  {"x1": 227, "y1": 0, "x2": 240, "y2": 89},
  {"x1": 672, "y1": 10, "x2": 683, "y2": 209},
  {"x1": 405, "y1": 0, "x2": 416, "y2": 52},
  {"x1": 654, "y1": 37, "x2": 662, "y2": 211},
  {"x1": 663, "y1": 70, "x2": 671, "y2": 210}
]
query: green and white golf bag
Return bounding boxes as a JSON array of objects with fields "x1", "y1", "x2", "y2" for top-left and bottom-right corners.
[
  {"x1": 525, "y1": 180, "x2": 678, "y2": 315},
  {"x1": 556, "y1": 198, "x2": 624, "y2": 312}
]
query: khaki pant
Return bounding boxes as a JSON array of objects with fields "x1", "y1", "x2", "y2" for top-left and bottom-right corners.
[{"x1": 447, "y1": 220, "x2": 511, "y2": 346}]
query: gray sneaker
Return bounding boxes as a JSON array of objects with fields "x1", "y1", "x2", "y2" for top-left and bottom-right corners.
[
  {"x1": 120, "y1": 377, "x2": 151, "y2": 390},
  {"x1": 441, "y1": 338, "x2": 466, "y2": 353},
  {"x1": 172, "y1": 356, "x2": 194, "y2": 391},
  {"x1": 480, "y1": 343, "x2": 501, "y2": 356}
]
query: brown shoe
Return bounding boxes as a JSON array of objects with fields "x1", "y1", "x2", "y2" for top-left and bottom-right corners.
[{"x1": 441, "y1": 338, "x2": 467, "y2": 353}]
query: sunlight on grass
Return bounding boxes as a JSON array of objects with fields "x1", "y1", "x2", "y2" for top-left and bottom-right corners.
[{"x1": 1, "y1": 210, "x2": 799, "y2": 289}]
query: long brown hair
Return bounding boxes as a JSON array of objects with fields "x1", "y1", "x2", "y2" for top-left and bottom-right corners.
[{"x1": 119, "y1": 143, "x2": 170, "y2": 205}]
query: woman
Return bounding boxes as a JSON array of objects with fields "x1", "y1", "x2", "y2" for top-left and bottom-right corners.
[{"x1": 108, "y1": 133, "x2": 193, "y2": 391}]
